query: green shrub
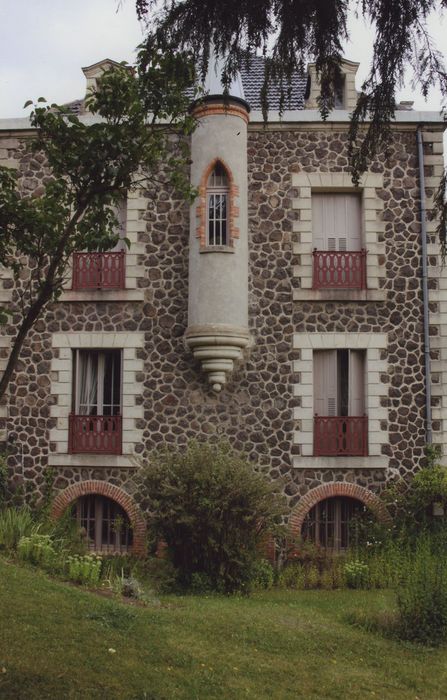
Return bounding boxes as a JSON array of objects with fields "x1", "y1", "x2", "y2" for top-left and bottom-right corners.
[
  {"x1": 144, "y1": 557, "x2": 179, "y2": 593},
  {"x1": 344, "y1": 560, "x2": 370, "y2": 589},
  {"x1": 66, "y1": 553, "x2": 102, "y2": 586},
  {"x1": 278, "y1": 562, "x2": 306, "y2": 589},
  {"x1": 320, "y1": 569, "x2": 334, "y2": 590},
  {"x1": 305, "y1": 564, "x2": 320, "y2": 589},
  {"x1": 190, "y1": 571, "x2": 214, "y2": 594},
  {"x1": 17, "y1": 533, "x2": 57, "y2": 570},
  {"x1": 250, "y1": 559, "x2": 275, "y2": 590},
  {"x1": 396, "y1": 537, "x2": 447, "y2": 645},
  {"x1": 285, "y1": 540, "x2": 328, "y2": 568},
  {"x1": 0, "y1": 507, "x2": 39, "y2": 551},
  {"x1": 136, "y1": 440, "x2": 285, "y2": 593},
  {"x1": 0, "y1": 457, "x2": 7, "y2": 507}
]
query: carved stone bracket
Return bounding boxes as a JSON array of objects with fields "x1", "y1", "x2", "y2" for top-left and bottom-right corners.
[{"x1": 185, "y1": 324, "x2": 250, "y2": 392}]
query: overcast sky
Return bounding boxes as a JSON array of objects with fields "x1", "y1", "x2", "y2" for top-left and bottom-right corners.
[{"x1": 0, "y1": 0, "x2": 446, "y2": 118}]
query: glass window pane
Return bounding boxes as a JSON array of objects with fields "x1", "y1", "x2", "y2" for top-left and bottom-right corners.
[
  {"x1": 301, "y1": 497, "x2": 366, "y2": 552},
  {"x1": 74, "y1": 495, "x2": 132, "y2": 552}
]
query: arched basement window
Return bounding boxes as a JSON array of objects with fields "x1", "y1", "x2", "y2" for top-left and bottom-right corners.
[
  {"x1": 302, "y1": 496, "x2": 366, "y2": 551},
  {"x1": 207, "y1": 162, "x2": 229, "y2": 246},
  {"x1": 72, "y1": 494, "x2": 133, "y2": 553}
]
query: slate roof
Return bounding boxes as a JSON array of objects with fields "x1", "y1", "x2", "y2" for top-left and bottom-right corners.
[
  {"x1": 240, "y1": 56, "x2": 307, "y2": 110},
  {"x1": 64, "y1": 55, "x2": 308, "y2": 114}
]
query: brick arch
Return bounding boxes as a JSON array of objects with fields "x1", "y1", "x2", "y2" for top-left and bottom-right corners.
[
  {"x1": 289, "y1": 482, "x2": 391, "y2": 538},
  {"x1": 51, "y1": 480, "x2": 147, "y2": 556},
  {"x1": 196, "y1": 157, "x2": 240, "y2": 247}
]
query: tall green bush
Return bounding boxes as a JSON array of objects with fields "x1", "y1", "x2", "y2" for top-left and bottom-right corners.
[
  {"x1": 0, "y1": 507, "x2": 39, "y2": 550},
  {"x1": 137, "y1": 441, "x2": 285, "y2": 592},
  {"x1": 397, "y1": 536, "x2": 447, "y2": 645}
]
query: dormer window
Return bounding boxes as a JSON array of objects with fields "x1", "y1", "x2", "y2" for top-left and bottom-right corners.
[
  {"x1": 334, "y1": 75, "x2": 345, "y2": 109},
  {"x1": 207, "y1": 162, "x2": 229, "y2": 246}
]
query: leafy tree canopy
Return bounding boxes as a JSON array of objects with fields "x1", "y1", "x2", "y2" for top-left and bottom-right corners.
[
  {"x1": 0, "y1": 47, "x2": 197, "y2": 400},
  {"x1": 137, "y1": 0, "x2": 447, "y2": 246}
]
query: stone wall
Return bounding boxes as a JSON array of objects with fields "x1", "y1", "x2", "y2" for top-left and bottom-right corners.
[{"x1": 0, "y1": 123, "x2": 442, "y2": 524}]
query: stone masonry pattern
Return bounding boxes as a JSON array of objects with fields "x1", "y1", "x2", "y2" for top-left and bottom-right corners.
[{"x1": 0, "y1": 126, "x2": 440, "y2": 525}]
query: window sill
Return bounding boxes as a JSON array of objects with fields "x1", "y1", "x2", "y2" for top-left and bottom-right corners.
[
  {"x1": 293, "y1": 289, "x2": 386, "y2": 302},
  {"x1": 199, "y1": 245, "x2": 235, "y2": 254},
  {"x1": 60, "y1": 289, "x2": 145, "y2": 302},
  {"x1": 292, "y1": 455, "x2": 388, "y2": 469},
  {"x1": 48, "y1": 454, "x2": 136, "y2": 468}
]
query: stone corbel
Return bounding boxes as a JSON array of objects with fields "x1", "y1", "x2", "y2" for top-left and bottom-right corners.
[{"x1": 185, "y1": 324, "x2": 250, "y2": 392}]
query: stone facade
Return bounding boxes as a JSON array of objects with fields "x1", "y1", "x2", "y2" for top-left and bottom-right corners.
[{"x1": 0, "y1": 59, "x2": 445, "y2": 553}]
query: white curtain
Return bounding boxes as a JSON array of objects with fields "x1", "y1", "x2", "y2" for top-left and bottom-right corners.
[{"x1": 78, "y1": 352, "x2": 98, "y2": 415}]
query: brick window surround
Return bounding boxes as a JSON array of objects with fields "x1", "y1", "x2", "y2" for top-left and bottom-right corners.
[
  {"x1": 289, "y1": 482, "x2": 391, "y2": 539},
  {"x1": 51, "y1": 480, "x2": 146, "y2": 556},
  {"x1": 196, "y1": 158, "x2": 240, "y2": 248}
]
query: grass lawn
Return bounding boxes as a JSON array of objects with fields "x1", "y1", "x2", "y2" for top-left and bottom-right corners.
[{"x1": 1, "y1": 558, "x2": 446, "y2": 699}]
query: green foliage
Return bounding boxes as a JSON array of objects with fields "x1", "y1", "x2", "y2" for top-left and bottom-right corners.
[
  {"x1": 277, "y1": 556, "x2": 346, "y2": 590},
  {"x1": 358, "y1": 538, "x2": 411, "y2": 590},
  {"x1": 139, "y1": 1, "x2": 447, "y2": 247},
  {"x1": 137, "y1": 556, "x2": 179, "y2": 594},
  {"x1": 189, "y1": 571, "x2": 214, "y2": 594},
  {"x1": 250, "y1": 559, "x2": 275, "y2": 591},
  {"x1": 305, "y1": 564, "x2": 320, "y2": 590},
  {"x1": 0, "y1": 507, "x2": 39, "y2": 550},
  {"x1": 278, "y1": 562, "x2": 307, "y2": 590},
  {"x1": 344, "y1": 560, "x2": 370, "y2": 589},
  {"x1": 137, "y1": 440, "x2": 286, "y2": 593},
  {"x1": 396, "y1": 536, "x2": 447, "y2": 645},
  {"x1": 39, "y1": 507, "x2": 86, "y2": 554},
  {"x1": 66, "y1": 553, "x2": 102, "y2": 587},
  {"x1": 17, "y1": 533, "x2": 57, "y2": 570},
  {"x1": 0, "y1": 47, "x2": 198, "y2": 401},
  {"x1": 382, "y1": 446, "x2": 447, "y2": 536},
  {"x1": 0, "y1": 456, "x2": 7, "y2": 507}
]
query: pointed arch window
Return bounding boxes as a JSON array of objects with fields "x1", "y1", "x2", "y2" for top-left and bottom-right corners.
[{"x1": 207, "y1": 162, "x2": 229, "y2": 246}]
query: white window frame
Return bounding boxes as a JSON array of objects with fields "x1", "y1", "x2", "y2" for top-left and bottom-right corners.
[
  {"x1": 50, "y1": 332, "x2": 145, "y2": 466},
  {"x1": 74, "y1": 349, "x2": 122, "y2": 416},
  {"x1": 292, "y1": 172, "x2": 386, "y2": 297},
  {"x1": 293, "y1": 332, "x2": 389, "y2": 467}
]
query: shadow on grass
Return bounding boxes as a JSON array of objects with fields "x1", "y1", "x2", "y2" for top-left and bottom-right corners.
[{"x1": 344, "y1": 608, "x2": 447, "y2": 649}]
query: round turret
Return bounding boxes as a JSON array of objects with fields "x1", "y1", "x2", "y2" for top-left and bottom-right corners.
[{"x1": 185, "y1": 55, "x2": 250, "y2": 391}]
